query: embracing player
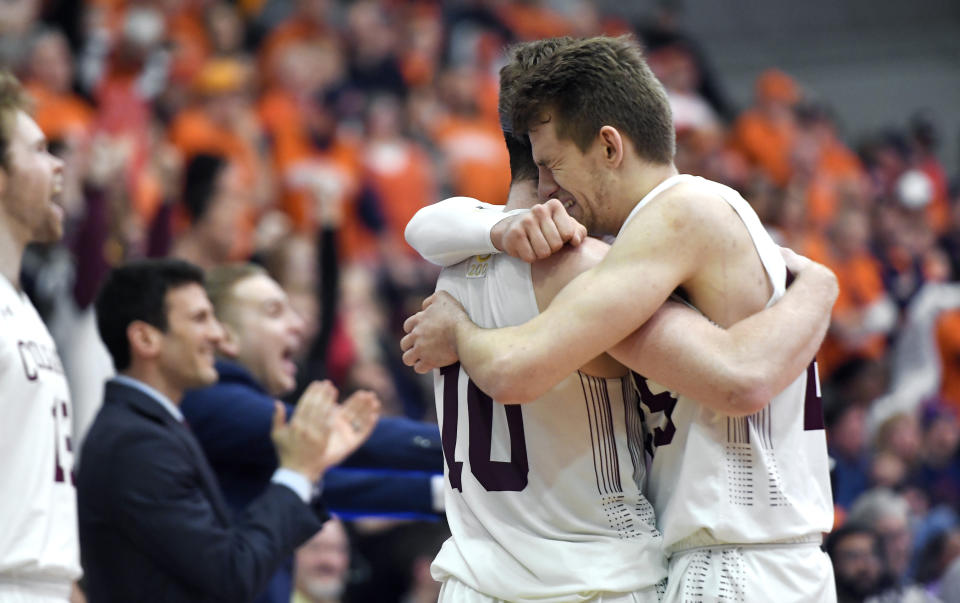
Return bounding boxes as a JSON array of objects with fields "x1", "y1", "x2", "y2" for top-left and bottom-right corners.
[{"x1": 403, "y1": 39, "x2": 838, "y2": 603}]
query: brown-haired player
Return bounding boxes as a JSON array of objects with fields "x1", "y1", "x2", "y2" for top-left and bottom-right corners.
[
  {"x1": 0, "y1": 71, "x2": 80, "y2": 601},
  {"x1": 403, "y1": 37, "x2": 838, "y2": 602}
]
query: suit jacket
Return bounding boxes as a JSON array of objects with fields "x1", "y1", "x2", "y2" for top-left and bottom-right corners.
[
  {"x1": 181, "y1": 360, "x2": 443, "y2": 517},
  {"x1": 77, "y1": 379, "x2": 327, "y2": 603}
]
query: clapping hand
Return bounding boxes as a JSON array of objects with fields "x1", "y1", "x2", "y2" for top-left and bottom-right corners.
[
  {"x1": 272, "y1": 382, "x2": 382, "y2": 481},
  {"x1": 321, "y1": 390, "x2": 381, "y2": 468},
  {"x1": 271, "y1": 381, "x2": 339, "y2": 483}
]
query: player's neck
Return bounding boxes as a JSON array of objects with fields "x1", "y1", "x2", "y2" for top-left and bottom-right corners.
[
  {"x1": 0, "y1": 217, "x2": 27, "y2": 290},
  {"x1": 617, "y1": 162, "x2": 679, "y2": 224}
]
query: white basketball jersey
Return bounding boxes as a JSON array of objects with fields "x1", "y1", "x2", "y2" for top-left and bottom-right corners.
[
  {"x1": 620, "y1": 175, "x2": 834, "y2": 553},
  {"x1": 431, "y1": 253, "x2": 667, "y2": 602},
  {"x1": 0, "y1": 276, "x2": 80, "y2": 584}
]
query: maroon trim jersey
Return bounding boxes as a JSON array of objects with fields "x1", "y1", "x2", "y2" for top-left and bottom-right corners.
[
  {"x1": 621, "y1": 175, "x2": 833, "y2": 554},
  {"x1": 431, "y1": 253, "x2": 666, "y2": 602},
  {"x1": 0, "y1": 275, "x2": 80, "y2": 588}
]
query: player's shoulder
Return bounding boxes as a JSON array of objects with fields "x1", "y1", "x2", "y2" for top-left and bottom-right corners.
[
  {"x1": 530, "y1": 237, "x2": 609, "y2": 310},
  {"x1": 624, "y1": 177, "x2": 742, "y2": 243},
  {"x1": 655, "y1": 177, "x2": 729, "y2": 213},
  {"x1": 535, "y1": 236, "x2": 609, "y2": 280}
]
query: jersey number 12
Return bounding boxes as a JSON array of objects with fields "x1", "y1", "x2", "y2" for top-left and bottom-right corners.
[{"x1": 440, "y1": 363, "x2": 529, "y2": 492}]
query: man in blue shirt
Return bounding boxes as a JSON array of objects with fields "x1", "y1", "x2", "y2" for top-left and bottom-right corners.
[{"x1": 181, "y1": 263, "x2": 444, "y2": 603}]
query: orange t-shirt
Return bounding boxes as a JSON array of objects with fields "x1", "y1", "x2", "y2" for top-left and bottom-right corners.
[
  {"x1": 431, "y1": 116, "x2": 511, "y2": 206},
  {"x1": 919, "y1": 158, "x2": 950, "y2": 235},
  {"x1": 166, "y1": 10, "x2": 210, "y2": 85},
  {"x1": 798, "y1": 231, "x2": 831, "y2": 266},
  {"x1": 24, "y1": 84, "x2": 94, "y2": 143},
  {"x1": 168, "y1": 108, "x2": 260, "y2": 184},
  {"x1": 937, "y1": 309, "x2": 960, "y2": 412},
  {"x1": 94, "y1": 75, "x2": 161, "y2": 224},
  {"x1": 272, "y1": 128, "x2": 383, "y2": 262},
  {"x1": 363, "y1": 139, "x2": 437, "y2": 256},
  {"x1": 806, "y1": 142, "x2": 864, "y2": 229},
  {"x1": 168, "y1": 108, "x2": 261, "y2": 252},
  {"x1": 732, "y1": 109, "x2": 796, "y2": 187},
  {"x1": 257, "y1": 89, "x2": 304, "y2": 141},
  {"x1": 818, "y1": 251, "x2": 888, "y2": 377},
  {"x1": 258, "y1": 19, "x2": 332, "y2": 83}
]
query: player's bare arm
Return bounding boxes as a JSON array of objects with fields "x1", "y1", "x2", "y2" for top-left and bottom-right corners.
[
  {"x1": 609, "y1": 250, "x2": 837, "y2": 416},
  {"x1": 535, "y1": 237, "x2": 837, "y2": 415},
  {"x1": 433, "y1": 189, "x2": 709, "y2": 404},
  {"x1": 404, "y1": 185, "x2": 826, "y2": 403},
  {"x1": 529, "y1": 237, "x2": 628, "y2": 378},
  {"x1": 402, "y1": 186, "x2": 837, "y2": 410},
  {"x1": 401, "y1": 190, "x2": 712, "y2": 400},
  {"x1": 403, "y1": 244, "x2": 836, "y2": 410}
]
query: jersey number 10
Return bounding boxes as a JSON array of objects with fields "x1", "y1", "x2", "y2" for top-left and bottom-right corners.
[{"x1": 440, "y1": 363, "x2": 529, "y2": 492}]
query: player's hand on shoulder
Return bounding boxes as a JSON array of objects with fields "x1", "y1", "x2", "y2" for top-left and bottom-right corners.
[
  {"x1": 779, "y1": 246, "x2": 813, "y2": 274},
  {"x1": 401, "y1": 291, "x2": 467, "y2": 373},
  {"x1": 780, "y1": 246, "x2": 838, "y2": 299},
  {"x1": 491, "y1": 198, "x2": 586, "y2": 263}
]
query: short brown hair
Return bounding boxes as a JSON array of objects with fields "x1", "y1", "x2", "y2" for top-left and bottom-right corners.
[
  {"x1": 205, "y1": 263, "x2": 268, "y2": 325},
  {"x1": 498, "y1": 38, "x2": 576, "y2": 183},
  {"x1": 0, "y1": 71, "x2": 26, "y2": 171},
  {"x1": 509, "y1": 35, "x2": 675, "y2": 164}
]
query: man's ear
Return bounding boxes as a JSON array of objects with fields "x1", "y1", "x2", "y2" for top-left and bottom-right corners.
[
  {"x1": 127, "y1": 321, "x2": 162, "y2": 361},
  {"x1": 216, "y1": 320, "x2": 241, "y2": 358},
  {"x1": 598, "y1": 126, "x2": 624, "y2": 169}
]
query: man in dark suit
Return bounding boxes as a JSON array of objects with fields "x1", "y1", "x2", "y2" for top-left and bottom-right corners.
[{"x1": 77, "y1": 259, "x2": 380, "y2": 602}]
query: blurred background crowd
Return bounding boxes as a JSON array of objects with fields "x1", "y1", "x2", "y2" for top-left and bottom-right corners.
[{"x1": 3, "y1": 0, "x2": 960, "y2": 600}]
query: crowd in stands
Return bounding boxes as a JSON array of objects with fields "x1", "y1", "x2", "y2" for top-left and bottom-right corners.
[{"x1": 2, "y1": 0, "x2": 959, "y2": 600}]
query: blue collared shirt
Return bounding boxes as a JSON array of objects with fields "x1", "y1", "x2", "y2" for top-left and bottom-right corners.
[
  {"x1": 111, "y1": 374, "x2": 312, "y2": 503},
  {"x1": 113, "y1": 374, "x2": 184, "y2": 422}
]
